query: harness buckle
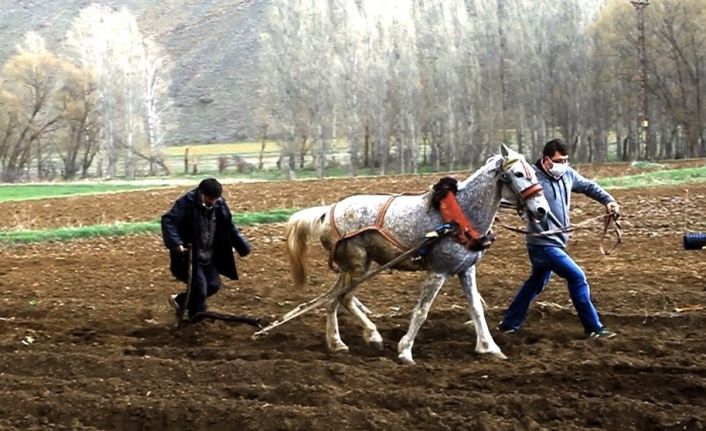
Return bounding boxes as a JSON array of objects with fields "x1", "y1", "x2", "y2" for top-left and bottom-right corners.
[{"x1": 426, "y1": 222, "x2": 459, "y2": 238}]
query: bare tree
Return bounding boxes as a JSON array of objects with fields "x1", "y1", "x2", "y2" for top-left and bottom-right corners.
[
  {"x1": 260, "y1": 1, "x2": 312, "y2": 179},
  {"x1": 0, "y1": 32, "x2": 70, "y2": 182},
  {"x1": 334, "y1": 1, "x2": 364, "y2": 176},
  {"x1": 66, "y1": 4, "x2": 173, "y2": 178},
  {"x1": 648, "y1": 0, "x2": 706, "y2": 157},
  {"x1": 592, "y1": 0, "x2": 706, "y2": 159},
  {"x1": 66, "y1": 4, "x2": 120, "y2": 178},
  {"x1": 56, "y1": 63, "x2": 101, "y2": 179},
  {"x1": 138, "y1": 38, "x2": 172, "y2": 175}
]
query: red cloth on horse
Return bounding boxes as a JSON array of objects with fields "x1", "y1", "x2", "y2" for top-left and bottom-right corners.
[{"x1": 438, "y1": 192, "x2": 481, "y2": 248}]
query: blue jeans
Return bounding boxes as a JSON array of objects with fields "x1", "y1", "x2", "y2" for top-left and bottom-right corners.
[
  {"x1": 501, "y1": 244, "x2": 603, "y2": 333},
  {"x1": 175, "y1": 262, "x2": 221, "y2": 318}
]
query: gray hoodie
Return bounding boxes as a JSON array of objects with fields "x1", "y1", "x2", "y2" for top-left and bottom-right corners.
[{"x1": 527, "y1": 160, "x2": 615, "y2": 248}]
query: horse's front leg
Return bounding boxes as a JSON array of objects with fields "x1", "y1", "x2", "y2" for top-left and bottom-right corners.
[
  {"x1": 397, "y1": 272, "x2": 447, "y2": 365},
  {"x1": 458, "y1": 266, "x2": 506, "y2": 359}
]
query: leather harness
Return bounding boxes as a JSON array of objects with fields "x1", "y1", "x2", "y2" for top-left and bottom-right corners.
[
  {"x1": 326, "y1": 188, "x2": 486, "y2": 270},
  {"x1": 327, "y1": 194, "x2": 411, "y2": 270}
]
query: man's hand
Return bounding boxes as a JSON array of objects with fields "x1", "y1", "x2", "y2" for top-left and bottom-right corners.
[
  {"x1": 176, "y1": 244, "x2": 188, "y2": 254},
  {"x1": 606, "y1": 201, "x2": 620, "y2": 215}
]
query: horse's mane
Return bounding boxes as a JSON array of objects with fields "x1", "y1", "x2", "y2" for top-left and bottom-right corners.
[
  {"x1": 457, "y1": 154, "x2": 502, "y2": 191},
  {"x1": 330, "y1": 155, "x2": 504, "y2": 208}
]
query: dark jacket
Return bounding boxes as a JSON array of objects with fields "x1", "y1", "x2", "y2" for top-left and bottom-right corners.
[
  {"x1": 161, "y1": 189, "x2": 251, "y2": 282},
  {"x1": 526, "y1": 161, "x2": 615, "y2": 248}
]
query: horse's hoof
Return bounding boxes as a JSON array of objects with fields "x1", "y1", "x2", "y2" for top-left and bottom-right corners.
[
  {"x1": 489, "y1": 351, "x2": 507, "y2": 360},
  {"x1": 365, "y1": 331, "x2": 384, "y2": 351},
  {"x1": 369, "y1": 340, "x2": 384, "y2": 352},
  {"x1": 328, "y1": 342, "x2": 349, "y2": 353},
  {"x1": 476, "y1": 340, "x2": 507, "y2": 360},
  {"x1": 397, "y1": 353, "x2": 416, "y2": 365}
]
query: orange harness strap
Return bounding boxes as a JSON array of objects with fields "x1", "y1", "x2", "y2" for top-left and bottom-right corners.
[{"x1": 327, "y1": 195, "x2": 410, "y2": 271}]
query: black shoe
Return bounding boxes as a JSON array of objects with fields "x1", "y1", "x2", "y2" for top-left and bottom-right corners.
[
  {"x1": 496, "y1": 322, "x2": 517, "y2": 334},
  {"x1": 587, "y1": 327, "x2": 616, "y2": 339}
]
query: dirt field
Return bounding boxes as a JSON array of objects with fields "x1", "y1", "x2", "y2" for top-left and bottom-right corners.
[{"x1": 0, "y1": 162, "x2": 705, "y2": 430}]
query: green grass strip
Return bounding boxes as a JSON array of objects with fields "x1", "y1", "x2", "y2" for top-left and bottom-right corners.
[
  {"x1": 0, "y1": 221, "x2": 160, "y2": 244},
  {"x1": 0, "y1": 183, "x2": 170, "y2": 202},
  {"x1": 597, "y1": 165, "x2": 706, "y2": 189},
  {"x1": 0, "y1": 209, "x2": 297, "y2": 245}
]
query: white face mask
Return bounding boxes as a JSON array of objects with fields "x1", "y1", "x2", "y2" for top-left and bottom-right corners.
[{"x1": 548, "y1": 161, "x2": 568, "y2": 178}]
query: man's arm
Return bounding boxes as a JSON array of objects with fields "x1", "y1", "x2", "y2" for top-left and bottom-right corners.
[
  {"x1": 570, "y1": 168, "x2": 620, "y2": 213},
  {"x1": 161, "y1": 198, "x2": 188, "y2": 251},
  {"x1": 221, "y1": 200, "x2": 251, "y2": 257}
]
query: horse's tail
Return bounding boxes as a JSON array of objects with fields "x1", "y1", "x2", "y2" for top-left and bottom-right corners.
[{"x1": 286, "y1": 205, "x2": 330, "y2": 289}]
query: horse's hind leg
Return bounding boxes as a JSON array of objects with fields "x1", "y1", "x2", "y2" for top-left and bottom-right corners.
[
  {"x1": 397, "y1": 272, "x2": 447, "y2": 365},
  {"x1": 325, "y1": 274, "x2": 349, "y2": 352},
  {"x1": 342, "y1": 292, "x2": 383, "y2": 351},
  {"x1": 326, "y1": 238, "x2": 370, "y2": 353},
  {"x1": 458, "y1": 266, "x2": 506, "y2": 359},
  {"x1": 340, "y1": 255, "x2": 383, "y2": 350},
  {"x1": 352, "y1": 296, "x2": 372, "y2": 315}
]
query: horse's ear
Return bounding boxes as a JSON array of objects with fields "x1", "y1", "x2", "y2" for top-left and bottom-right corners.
[{"x1": 500, "y1": 143, "x2": 510, "y2": 158}]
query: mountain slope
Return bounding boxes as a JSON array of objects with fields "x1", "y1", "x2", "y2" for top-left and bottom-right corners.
[{"x1": 0, "y1": 0, "x2": 268, "y2": 144}]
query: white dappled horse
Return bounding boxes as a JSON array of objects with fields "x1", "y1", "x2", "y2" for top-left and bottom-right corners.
[{"x1": 285, "y1": 145, "x2": 549, "y2": 364}]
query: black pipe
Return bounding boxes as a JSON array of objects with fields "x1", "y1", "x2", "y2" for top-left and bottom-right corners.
[{"x1": 683, "y1": 232, "x2": 706, "y2": 250}]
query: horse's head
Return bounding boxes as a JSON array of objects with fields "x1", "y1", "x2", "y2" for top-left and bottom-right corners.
[{"x1": 498, "y1": 144, "x2": 550, "y2": 222}]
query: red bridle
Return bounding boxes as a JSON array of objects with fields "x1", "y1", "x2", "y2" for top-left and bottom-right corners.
[
  {"x1": 520, "y1": 183, "x2": 543, "y2": 199},
  {"x1": 517, "y1": 159, "x2": 543, "y2": 200}
]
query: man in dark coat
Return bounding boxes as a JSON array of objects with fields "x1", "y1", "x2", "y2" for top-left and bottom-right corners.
[{"x1": 161, "y1": 178, "x2": 251, "y2": 320}]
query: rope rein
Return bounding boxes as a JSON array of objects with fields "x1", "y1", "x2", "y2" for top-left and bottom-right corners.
[{"x1": 494, "y1": 208, "x2": 623, "y2": 255}]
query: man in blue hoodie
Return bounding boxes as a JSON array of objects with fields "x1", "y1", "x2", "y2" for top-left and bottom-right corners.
[
  {"x1": 161, "y1": 178, "x2": 251, "y2": 321},
  {"x1": 498, "y1": 139, "x2": 620, "y2": 338}
]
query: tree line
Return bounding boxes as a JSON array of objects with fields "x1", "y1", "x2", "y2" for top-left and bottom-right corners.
[
  {"x1": 1, "y1": 0, "x2": 704, "y2": 182},
  {"x1": 258, "y1": 0, "x2": 706, "y2": 179}
]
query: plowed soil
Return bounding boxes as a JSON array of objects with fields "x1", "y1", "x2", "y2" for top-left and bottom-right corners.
[{"x1": 0, "y1": 162, "x2": 705, "y2": 430}]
